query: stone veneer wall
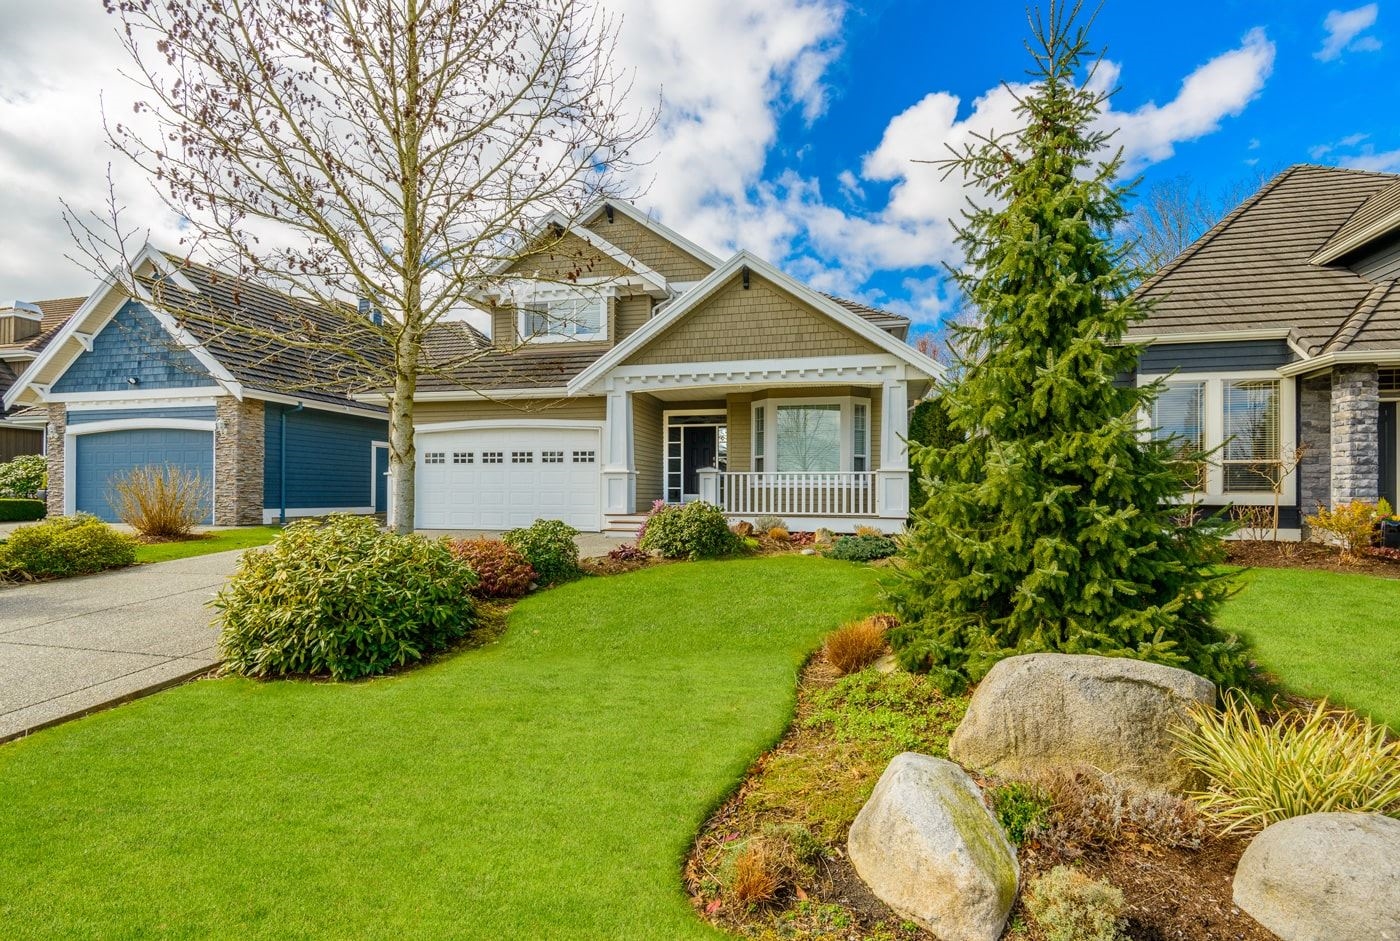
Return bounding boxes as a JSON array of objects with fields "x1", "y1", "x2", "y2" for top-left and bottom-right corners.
[
  {"x1": 1298, "y1": 374, "x2": 1332, "y2": 516},
  {"x1": 1330, "y1": 364, "x2": 1380, "y2": 506},
  {"x1": 215, "y1": 397, "x2": 266, "y2": 525},
  {"x1": 44, "y1": 403, "x2": 66, "y2": 517}
]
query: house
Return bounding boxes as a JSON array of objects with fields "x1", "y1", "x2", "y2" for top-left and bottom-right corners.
[
  {"x1": 401, "y1": 201, "x2": 942, "y2": 534},
  {"x1": 0, "y1": 297, "x2": 84, "y2": 461},
  {"x1": 1132, "y1": 164, "x2": 1400, "y2": 536},
  {"x1": 2, "y1": 248, "x2": 389, "y2": 524}
]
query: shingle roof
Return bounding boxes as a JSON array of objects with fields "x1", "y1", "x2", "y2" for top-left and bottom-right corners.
[
  {"x1": 822, "y1": 293, "x2": 911, "y2": 336},
  {"x1": 1135, "y1": 164, "x2": 1400, "y2": 357},
  {"x1": 0, "y1": 296, "x2": 86, "y2": 355},
  {"x1": 1312, "y1": 180, "x2": 1400, "y2": 265},
  {"x1": 419, "y1": 323, "x2": 602, "y2": 391}
]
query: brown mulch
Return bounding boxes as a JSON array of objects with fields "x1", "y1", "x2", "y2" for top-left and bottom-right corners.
[{"x1": 1225, "y1": 539, "x2": 1400, "y2": 578}]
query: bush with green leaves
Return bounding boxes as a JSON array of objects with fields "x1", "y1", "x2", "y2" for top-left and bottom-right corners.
[
  {"x1": 0, "y1": 454, "x2": 46, "y2": 498},
  {"x1": 907, "y1": 395, "x2": 960, "y2": 513},
  {"x1": 214, "y1": 515, "x2": 476, "y2": 680},
  {"x1": 1024, "y1": 866, "x2": 1126, "y2": 941},
  {"x1": 502, "y1": 519, "x2": 580, "y2": 585},
  {"x1": 0, "y1": 498, "x2": 45, "y2": 522},
  {"x1": 988, "y1": 780, "x2": 1051, "y2": 846},
  {"x1": 446, "y1": 537, "x2": 535, "y2": 598},
  {"x1": 638, "y1": 500, "x2": 739, "y2": 560},
  {"x1": 0, "y1": 514, "x2": 136, "y2": 580},
  {"x1": 827, "y1": 533, "x2": 898, "y2": 562}
]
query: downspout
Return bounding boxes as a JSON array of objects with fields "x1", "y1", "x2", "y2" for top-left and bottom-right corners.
[{"x1": 278, "y1": 403, "x2": 304, "y2": 525}]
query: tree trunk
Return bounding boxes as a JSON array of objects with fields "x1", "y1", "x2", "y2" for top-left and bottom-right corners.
[{"x1": 389, "y1": 362, "x2": 417, "y2": 534}]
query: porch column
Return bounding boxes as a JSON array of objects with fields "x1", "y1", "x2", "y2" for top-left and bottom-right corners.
[
  {"x1": 1330, "y1": 365, "x2": 1379, "y2": 506},
  {"x1": 876, "y1": 379, "x2": 910, "y2": 519},
  {"x1": 601, "y1": 389, "x2": 636, "y2": 515}
]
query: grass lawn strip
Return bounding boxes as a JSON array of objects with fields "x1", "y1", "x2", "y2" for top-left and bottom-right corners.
[
  {"x1": 1219, "y1": 567, "x2": 1400, "y2": 729},
  {"x1": 132, "y1": 525, "x2": 282, "y2": 563},
  {"x1": 0, "y1": 556, "x2": 878, "y2": 940}
]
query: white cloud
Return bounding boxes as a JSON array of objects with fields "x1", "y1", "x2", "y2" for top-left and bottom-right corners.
[
  {"x1": 1344, "y1": 148, "x2": 1400, "y2": 172},
  {"x1": 1316, "y1": 4, "x2": 1382, "y2": 61}
]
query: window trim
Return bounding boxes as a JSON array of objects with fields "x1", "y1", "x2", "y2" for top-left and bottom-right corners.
[
  {"x1": 515, "y1": 286, "x2": 609, "y2": 344},
  {"x1": 751, "y1": 395, "x2": 873, "y2": 475}
]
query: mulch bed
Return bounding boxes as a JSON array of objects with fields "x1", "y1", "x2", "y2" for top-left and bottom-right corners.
[{"x1": 1225, "y1": 539, "x2": 1400, "y2": 578}]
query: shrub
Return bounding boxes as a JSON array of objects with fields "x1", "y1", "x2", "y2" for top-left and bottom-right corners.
[
  {"x1": 765, "y1": 526, "x2": 790, "y2": 542},
  {"x1": 753, "y1": 515, "x2": 786, "y2": 533},
  {"x1": 0, "y1": 498, "x2": 45, "y2": 522},
  {"x1": 720, "y1": 823, "x2": 820, "y2": 906},
  {"x1": 502, "y1": 519, "x2": 580, "y2": 585},
  {"x1": 0, "y1": 454, "x2": 46, "y2": 498},
  {"x1": 0, "y1": 514, "x2": 136, "y2": 580},
  {"x1": 215, "y1": 515, "x2": 476, "y2": 680},
  {"x1": 827, "y1": 533, "x2": 898, "y2": 562},
  {"x1": 1306, "y1": 499, "x2": 1392, "y2": 559},
  {"x1": 988, "y1": 780, "x2": 1051, "y2": 845},
  {"x1": 1174, "y1": 692, "x2": 1400, "y2": 833},
  {"x1": 446, "y1": 537, "x2": 535, "y2": 598},
  {"x1": 607, "y1": 542, "x2": 649, "y2": 563},
  {"x1": 1034, "y1": 766, "x2": 1208, "y2": 851},
  {"x1": 639, "y1": 501, "x2": 738, "y2": 560},
  {"x1": 853, "y1": 524, "x2": 883, "y2": 538},
  {"x1": 1024, "y1": 866, "x2": 1126, "y2": 941},
  {"x1": 108, "y1": 464, "x2": 210, "y2": 539},
  {"x1": 823, "y1": 615, "x2": 892, "y2": 675}
]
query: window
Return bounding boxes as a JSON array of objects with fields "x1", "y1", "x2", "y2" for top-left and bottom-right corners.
[
  {"x1": 572, "y1": 450, "x2": 596, "y2": 463},
  {"x1": 511, "y1": 451, "x2": 534, "y2": 464},
  {"x1": 1223, "y1": 380, "x2": 1280, "y2": 492},
  {"x1": 452, "y1": 452, "x2": 473, "y2": 464},
  {"x1": 424, "y1": 452, "x2": 445, "y2": 465},
  {"x1": 1380, "y1": 368, "x2": 1400, "y2": 394},
  {"x1": 776, "y1": 404, "x2": 841, "y2": 472},
  {"x1": 1151, "y1": 382, "x2": 1206, "y2": 490},
  {"x1": 482, "y1": 451, "x2": 503, "y2": 464},
  {"x1": 753, "y1": 406, "x2": 765, "y2": 473},
  {"x1": 541, "y1": 450, "x2": 564, "y2": 463},
  {"x1": 852, "y1": 402, "x2": 869, "y2": 473},
  {"x1": 520, "y1": 293, "x2": 605, "y2": 341}
]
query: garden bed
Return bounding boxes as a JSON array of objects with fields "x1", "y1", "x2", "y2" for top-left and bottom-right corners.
[{"x1": 1226, "y1": 539, "x2": 1400, "y2": 578}]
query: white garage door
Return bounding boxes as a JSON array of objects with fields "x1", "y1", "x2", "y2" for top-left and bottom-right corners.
[{"x1": 416, "y1": 427, "x2": 602, "y2": 531}]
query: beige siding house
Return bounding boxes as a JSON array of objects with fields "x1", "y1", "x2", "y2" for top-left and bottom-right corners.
[{"x1": 404, "y1": 200, "x2": 941, "y2": 534}]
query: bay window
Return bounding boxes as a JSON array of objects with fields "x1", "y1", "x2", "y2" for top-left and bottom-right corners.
[
  {"x1": 751, "y1": 397, "x2": 872, "y2": 474},
  {"x1": 776, "y1": 404, "x2": 841, "y2": 472}
]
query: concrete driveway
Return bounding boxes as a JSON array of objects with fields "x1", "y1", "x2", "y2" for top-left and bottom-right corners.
[{"x1": 0, "y1": 551, "x2": 242, "y2": 742}]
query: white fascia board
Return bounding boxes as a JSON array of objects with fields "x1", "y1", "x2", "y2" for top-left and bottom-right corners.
[
  {"x1": 1123, "y1": 328, "x2": 1293, "y2": 344},
  {"x1": 588, "y1": 199, "x2": 724, "y2": 268},
  {"x1": 0, "y1": 350, "x2": 37, "y2": 361},
  {"x1": 1277, "y1": 350, "x2": 1400, "y2": 377},
  {"x1": 246, "y1": 389, "x2": 389, "y2": 420},
  {"x1": 415, "y1": 417, "x2": 605, "y2": 434},
  {"x1": 567, "y1": 251, "x2": 945, "y2": 394},
  {"x1": 0, "y1": 414, "x2": 46, "y2": 430},
  {"x1": 3, "y1": 276, "x2": 115, "y2": 410},
  {"x1": 406, "y1": 387, "x2": 575, "y2": 402},
  {"x1": 58, "y1": 388, "x2": 222, "y2": 405},
  {"x1": 65, "y1": 417, "x2": 217, "y2": 436}
]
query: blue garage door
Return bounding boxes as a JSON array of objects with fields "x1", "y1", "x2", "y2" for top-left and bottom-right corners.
[{"x1": 75, "y1": 429, "x2": 215, "y2": 523}]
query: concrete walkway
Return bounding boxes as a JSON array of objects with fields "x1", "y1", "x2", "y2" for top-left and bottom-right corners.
[{"x1": 0, "y1": 551, "x2": 242, "y2": 742}]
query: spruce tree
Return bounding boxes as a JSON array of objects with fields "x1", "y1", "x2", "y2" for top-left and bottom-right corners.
[{"x1": 889, "y1": 3, "x2": 1250, "y2": 693}]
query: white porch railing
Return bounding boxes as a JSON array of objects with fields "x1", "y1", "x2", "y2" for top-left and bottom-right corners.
[{"x1": 700, "y1": 470, "x2": 877, "y2": 517}]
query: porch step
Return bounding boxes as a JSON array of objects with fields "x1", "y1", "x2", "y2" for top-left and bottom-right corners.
[{"x1": 602, "y1": 514, "x2": 648, "y2": 537}]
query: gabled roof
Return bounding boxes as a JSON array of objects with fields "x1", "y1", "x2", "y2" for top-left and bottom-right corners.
[
  {"x1": 582, "y1": 199, "x2": 724, "y2": 270},
  {"x1": 567, "y1": 251, "x2": 941, "y2": 393},
  {"x1": 1132, "y1": 164, "x2": 1400, "y2": 358},
  {"x1": 1311, "y1": 180, "x2": 1400, "y2": 266}
]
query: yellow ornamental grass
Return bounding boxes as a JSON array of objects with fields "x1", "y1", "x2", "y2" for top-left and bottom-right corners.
[{"x1": 1174, "y1": 692, "x2": 1400, "y2": 833}]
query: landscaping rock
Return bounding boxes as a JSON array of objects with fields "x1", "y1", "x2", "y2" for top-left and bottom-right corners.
[
  {"x1": 949, "y1": 653, "x2": 1215, "y2": 791},
  {"x1": 1233, "y1": 812, "x2": 1400, "y2": 941},
  {"x1": 847, "y1": 753, "x2": 1017, "y2": 941}
]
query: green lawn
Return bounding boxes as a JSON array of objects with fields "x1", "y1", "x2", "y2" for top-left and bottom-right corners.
[
  {"x1": 133, "y1": 525, "x2": 282, "y2": 563},
  {"x1": 0, "y1": 556, "x2": 878, "y2": 940},
  {"x1": 1220, "y1": 566, "x2": 1400, "y2": 728}
]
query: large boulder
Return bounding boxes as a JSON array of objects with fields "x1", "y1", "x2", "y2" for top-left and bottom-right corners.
[
  {"x1": 1233, "y1": 812, "x2": 1400, "y2": 941},
  {"x1": 847, "y1": 753, "x2": 1017, "y2": 941},
  {"x1": 949, "y1": 653, "x2": 1215, "y2": 791}
]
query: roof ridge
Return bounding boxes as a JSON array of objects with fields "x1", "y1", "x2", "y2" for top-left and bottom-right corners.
[
  {"x1": 1134, "y1": 166, "x2": 1301, "y2": 298},
  {"x1": 1288, "y1": 162, "x2": 1400, "y2": 181},
  {"x1": 1324, "y1": 281, "x2": 1396, "y2": 354}
]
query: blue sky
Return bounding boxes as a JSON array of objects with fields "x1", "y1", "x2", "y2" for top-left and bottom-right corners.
[{"x1": 0, "y1": 1, "x2": 1395, "y2": 335}]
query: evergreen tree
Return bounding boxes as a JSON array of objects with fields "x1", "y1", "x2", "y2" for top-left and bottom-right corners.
[
  {"x1": 889, "y1": 3, "x2": 1249, "y2": 693},
  {"x1": 908, "y1": 395, "x2": 961, "y2": 513}
]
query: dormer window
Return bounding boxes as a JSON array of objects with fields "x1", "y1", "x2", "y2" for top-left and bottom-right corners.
[{"x1": 519, "y1": 290, "x2": 606, "y2": 343}]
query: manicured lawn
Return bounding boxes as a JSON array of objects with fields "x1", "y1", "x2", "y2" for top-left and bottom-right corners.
[
  {"x1": 0, "y1": 556, "x2": 878, "y2": 940},
  {"x1": 1220, "y1": 566, "x2": 1400, "y2": 728},
  {"x1": 133, "y1": 525, "x2": 282, "y2": 563}
]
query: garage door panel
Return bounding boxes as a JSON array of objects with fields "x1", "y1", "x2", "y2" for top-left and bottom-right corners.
[
  {"x1": 416, "y1": 427, "x2": 600, "y2": 531},
  {"x1": 75, "y1": 428, "x2": 215, "y2": 523}
]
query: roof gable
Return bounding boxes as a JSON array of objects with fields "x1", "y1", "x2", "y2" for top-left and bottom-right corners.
[
  {"x1": 581, "y1": 205, "x2": 716, "y2": 283},
  {"x1": 1312, "y1": 180, "x2": 1400, "y2": 266},
  {"x1": 50, "y1": 299, "x2": 218, "y2": 394}
]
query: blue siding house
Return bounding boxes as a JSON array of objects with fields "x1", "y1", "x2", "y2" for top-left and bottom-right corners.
[{"x1": 2, "y1": 248, "x2": 388, "y2": 525}]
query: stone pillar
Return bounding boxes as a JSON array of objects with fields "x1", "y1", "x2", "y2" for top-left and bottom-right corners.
[
  {"x1": 1330, "y1": 365, "x2": 1379, "y2": 507},
  {"x1": 44, "y1": 403, "x2": 66, "y2": 517},
  {"x1": 1298, "y1": 373, "x2": 1332, "y2": 514},
  {"x1": 214, "y1": 397, "x2": 266, "y2": 525}
]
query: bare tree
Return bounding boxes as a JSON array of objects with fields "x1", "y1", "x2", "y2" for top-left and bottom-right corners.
[
  {"x1": 80, "y1": 0, "x2": 651, "y2": 531},
  {"x1": 1123, "y1": 171, "x2": 1270, "y2": 275}
]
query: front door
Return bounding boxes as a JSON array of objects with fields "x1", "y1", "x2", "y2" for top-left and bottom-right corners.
[
  {"x1": 682, "y1": 425, "x2": 716, "y2": 501},
  {"x1": 1381, "y1": 402, "x2": 1398, "y2": 510}
]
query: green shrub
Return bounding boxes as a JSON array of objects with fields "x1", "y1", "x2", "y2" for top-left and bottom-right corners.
[
  {"x1": 0, "y1": 454, "x2": 46, "y2": 498},
  {"x1": 502, "y1": 519, "x2": 580, "y2": 585},
  {"x1": 446, "y1": 537, "x2": 535, "y2": 598},
  {"x1": 988, "y1": 780, "x2": 1050, "y2": 846},
  {"x1": 1174, "y1": 692, "x2": 1400, "y2": 833},
  {"x1": 0, "y1": 514, "x2": 136, "y2": 579},
  {"x1": 1024, "y1": 866, "x2": 1126, "y2": 941},
  {"x1": 214, "y1": 515, "x2": 476, "y2": 680},
  {"x1": 0, "y1": 498, "x2": 46, "y2": 522},
  {"x1": 639, "y1": 501, "x2": 738, "y2": 560},
  {"x1": 907, "y1": 395, "x2": 959, "y2": 513},
  {"x1": 827, "y1": 533, "x2": 898, "y2": 562},
  {"x1": 1305, "y1": 498, "x2": 1392, "y2": 559}
]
